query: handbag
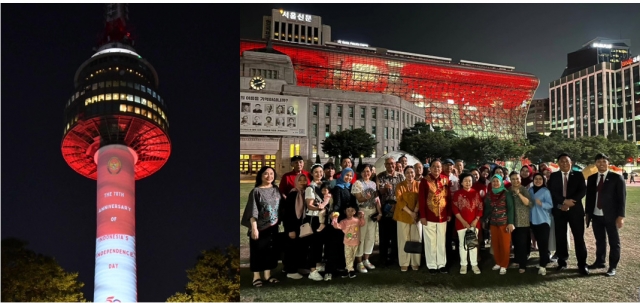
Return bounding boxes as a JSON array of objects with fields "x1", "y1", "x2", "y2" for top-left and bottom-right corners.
[
  {"x1": 403, "y1": 223, "x2": 422, "y2": 254},
  {"x1": 464, "y1": 227, "x2": 479, "y2": 251},
  {"x1": 299, "y1": 222, "x2": 313, "y2": 238},
  {"x1": 369, "y1": 212, "x2": 380, "y2": 222}
]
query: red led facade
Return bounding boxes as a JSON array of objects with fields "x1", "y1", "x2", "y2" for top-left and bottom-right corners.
[{"x1": 241, "y1": 40, "x2": 540, "y2": 139}]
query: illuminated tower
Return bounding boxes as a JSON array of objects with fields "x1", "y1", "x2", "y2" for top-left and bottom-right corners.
[{"x1": 61, "y1": 4, "x2": 170, "y2": 301}]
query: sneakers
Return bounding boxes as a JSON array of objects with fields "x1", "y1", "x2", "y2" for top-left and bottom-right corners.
[
  {"x1": 492, "y1": 265, "x2": 501, "y2": 271},
  {"x1": 324, "y1": 273, "x2": 332, "y2": 281},
  {"x1": 499, "y1": 267, "x2": 507, "y2": 275},
  {"x1": 363, "y1": 259, "x2": 376, "y2": 270},
  {"x1": 348, "y1": 271, "x2": 357, "y2": 278},
  {"x1": 460, "y1": 266, "x2": 467, "y2": 275},
  {"x1": 357, "y1": 262, "x2": 368, "y2": 273},
  {"x1": 287, "y1": 273, "x2": 303, "y2": 279},
  {"x1": 472, "y1": 266, "x2": 481, "y2": 274},
  {"x1": 341, "y1": 271, "x2": 350, "y2": 278},
  {"x1": 538, "y1": 267, "x2": 547, "y2": 276},
  {"x1": 308, "y1": 270, "x2": 323, "y2": 281}
]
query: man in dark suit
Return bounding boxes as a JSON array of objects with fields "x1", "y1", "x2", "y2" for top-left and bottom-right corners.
[
  {"x1": 585, "y1": 153, "x2": 626, "y2": 277},
  {"x1": 547, "y1": 153, "x2": 589, "y2": 275}
]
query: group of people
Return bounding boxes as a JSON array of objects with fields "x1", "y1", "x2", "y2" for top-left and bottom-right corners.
[{"x1": 241, "y1": 152, "x2": 626, "y2": 287}]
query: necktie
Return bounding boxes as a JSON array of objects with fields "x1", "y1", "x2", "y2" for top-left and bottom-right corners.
[
  {"x1": 563, "y1": 172, "x2": 568, "y2": 197},
  {"x1": 597, "y1": 174, "x2": 604, "y2": 209}
]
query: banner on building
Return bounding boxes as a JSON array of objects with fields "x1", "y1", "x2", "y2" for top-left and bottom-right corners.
[{"x1": 240, "y1": 92, "x2": 308, "y2": 136}]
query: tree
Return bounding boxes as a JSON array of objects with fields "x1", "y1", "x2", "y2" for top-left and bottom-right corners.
[
  {"x1": 399, "y1": 131, "x2": 451, "y2": 161},
  {"x1": 1, "y1": 238, "x2": 86, "y2": 302},
  {"x1": 167, "y1": 245, "x2": 239, "y2": 302},
  {"x1": 526, "y1": 132, "x2": 548, "y2": 146},
  {"x1": 451, "y1": 136, "x2": 484, "y2": 166},
  {"x1": 607, "y1": 139, "x2": 639, "y2": 167},
  {"x1": 321, "y1": 128, "x2": 378, "y2": 167}
]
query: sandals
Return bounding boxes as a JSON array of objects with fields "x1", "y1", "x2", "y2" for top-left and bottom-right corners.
[
  {"x1": 252, "y1": 279, "x2": 263, "y2": 287},
  {"x1": 267, "y1": 277, "x2": 280, "y2": 284}
]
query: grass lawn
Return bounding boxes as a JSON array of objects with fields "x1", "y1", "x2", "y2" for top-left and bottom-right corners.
[{"x1": 240, "y1": 184, "x2": 640, "y2": 302}]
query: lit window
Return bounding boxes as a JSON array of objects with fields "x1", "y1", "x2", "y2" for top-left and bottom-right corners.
[
  {"x1": 141, "y1": 99, "x2": 147, "y2": 106},
  {"x1": 120, "y1": 94, "x2": 127, "y2": 100},
  {"x1": 135, "y1": 107, "x2": 140, "y2": 114},
  {"x1": 142, "y1": 109, "x2": 147, "y2": 116},
  {"x1": 147, "y1": 112, "x2": 152, "y2": 119},
  {"x1": 120, "y1": 104, "x2": 127, "y2": 112},
  {"x1": 153, "y1": 104, "x2": 157, "y2": 111},
  {"x1": 92, "y1": 96, "x2": 98, "y2": 102},
  {"x1": 312, "y1": 145, "x2": 317, "y2": 158},
  {"x1": 135, "y1": 96, "x2": 140, "y2": 103},
  {"x1": 99, "y1": 94, "x2": 105, "y2": 101},
  {"x1": 127, "y1": 105, "x2": 133, "y2": 112},
  {"x1": 127, "y1": 95, "x2": 133, "y2": 102},
  {"x1": 141, "y1": 85, "x2": 146, "y2": 92}
]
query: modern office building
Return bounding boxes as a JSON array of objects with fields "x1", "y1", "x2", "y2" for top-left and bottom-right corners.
[
  {"x1": 61, "y1": 4, "x2": 170, "y2": 301},
  {"x1": 550, "y1": 52, "x2": 640, "y2": 146},
  {"x1": 262, "y1": 9, "x2": 331, "y2": 45},
  {"x1": 561, "y1": 37, "x2": 631, "y2": 77},
  {"x1": 526, "y1": 98, "x2": 550, "y2": 134}
]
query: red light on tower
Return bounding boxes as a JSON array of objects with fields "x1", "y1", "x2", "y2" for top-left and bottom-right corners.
[{"x1": 61, "y1": 4, "x2": 170, "y2": 302}]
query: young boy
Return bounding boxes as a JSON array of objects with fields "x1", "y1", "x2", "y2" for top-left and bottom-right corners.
[{"x1": 332, "y1": 205, "x2": 366, "y2": 278}]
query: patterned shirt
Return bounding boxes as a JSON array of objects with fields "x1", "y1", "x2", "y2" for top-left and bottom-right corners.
[
  {"x1": 332, "y1": 216, "x2": 366, "y2": 246},
  {"x1": 511, "y1": 186, "x2": 534, "y2": 227},
  {"x1": 241, "y1": 186, "x2": 281, "y2": 233},
  {"x1": 351, "y1": 180, "x2": 378, "y2": 209},
  {"x1": 377, "y1": 171, "x2": 405, "y2": 217}
]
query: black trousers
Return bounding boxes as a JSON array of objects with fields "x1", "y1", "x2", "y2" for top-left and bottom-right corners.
[
  {"x1": 446, "y1": 219, "x2": 457, "y2": 267},
  {"x1": 301, "y1": 215, "x2": 324, "y2": 269},
  {"x1": 553, "y1": 210, "x2": 588, "y2": 267},
  {"x1": 378, "y1": 217, "x2": 398, "y2": 264},
  {"x1": 591, "y1": 215, "x2": 621, "y2": 268},
  {"x1": 283, "y1": 231, "x2": 304, "y2": 274},
  {"x1": 512, "y1": 227, "x2": 531, "y2": 269},
  {"x1": 530, "y1": 223, "x2": 550, "y2": 267},
  {"x1": 249, "y1": 225, "x2": 280, "y2": 272},
  {"x1": 324, "y1": 226, "x2": 345, "y2": 274}
]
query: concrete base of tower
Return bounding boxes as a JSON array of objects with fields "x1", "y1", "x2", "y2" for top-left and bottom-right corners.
[{"x1": 93, "y1": 144, "x2": 138, "y2": 302}]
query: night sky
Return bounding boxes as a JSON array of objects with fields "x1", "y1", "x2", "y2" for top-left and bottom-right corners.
[
  {"x1": 240, "y1": 3, "x2": 640, "y2": 99},
  {"x1": 1, "y1": 4, "x2": 238, "y2": 302}
]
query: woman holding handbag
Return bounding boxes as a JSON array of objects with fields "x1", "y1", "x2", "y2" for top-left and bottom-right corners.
[
  {"x1": 282, "y1": 173, "x2": 310, "y2": 280},
  {"x1": 452, "y1": 173, "x2": 483, "y2": 275},
  {"x1": 351, "y1": 164, "x2": 382, "y2": 273},
  {"x1": 394, "y1": 165, "x2": 422, "y2": 271}
]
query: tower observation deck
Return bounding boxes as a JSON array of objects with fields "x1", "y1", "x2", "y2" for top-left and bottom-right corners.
[{"x1": 60, "y1": 4, "x2": 171, "y2": 301}]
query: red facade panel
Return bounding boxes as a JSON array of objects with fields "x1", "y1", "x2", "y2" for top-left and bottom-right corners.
[{"x1": 241, "y1": 40, "x2": 539, "y2": 139}]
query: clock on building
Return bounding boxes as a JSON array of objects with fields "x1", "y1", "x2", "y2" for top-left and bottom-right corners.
[{"x1": 250, "y1": 76, "x2": 266, "y2": 90}]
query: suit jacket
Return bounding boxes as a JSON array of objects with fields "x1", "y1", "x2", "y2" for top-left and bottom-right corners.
[
  {"x1": 585, "y1": 171, "x2": 626, "y2": 224},
  {"x1": 548, "y1": 170, "x2": 586, "y2": 216}
]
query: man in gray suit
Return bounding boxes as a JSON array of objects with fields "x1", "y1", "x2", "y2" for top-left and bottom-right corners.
[{"x1": 585, "y1": 153, "x2": 626, "y2": 277}]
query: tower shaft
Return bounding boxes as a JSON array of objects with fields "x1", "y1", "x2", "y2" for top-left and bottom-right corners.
[{"x1": 94, "y1": 144, "x2": 137, "y2": 302}]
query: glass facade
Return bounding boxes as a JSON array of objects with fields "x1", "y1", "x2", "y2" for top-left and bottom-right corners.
[{"x1": 241, "y1": 40, "x2": 539, "y2": 140}]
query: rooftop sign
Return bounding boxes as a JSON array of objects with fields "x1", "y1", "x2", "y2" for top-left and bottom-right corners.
[
  {"x1": 337, "y1": 40, "x2": 369, "y2": 47},
  {"x1": 280, "y1": 10, "x2": 312, "y2": 22},
  {"x1": 592, "y1": 43, "x2": 612, "y2": 49},
  {"x1": 621, "y1": 55, "x2": 640, "y2": 67}
]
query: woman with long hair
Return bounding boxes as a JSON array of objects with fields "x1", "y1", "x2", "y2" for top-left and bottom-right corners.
[
  {"x1": 484, "y1": 174, "x2": 515, "y2": 275},
  {"x1": 352, "y1": 164, "x2": 381, "y2": 273},
  {"x1": 509, "y1": 171, "x2": 534, "y2": 273},
  {"x1": 303, "y1": 164, "x2": 328, "y2": 281},
  {"x1": 282, "y1": 174, "x2": 310, "y2": 280},
  {"x1": 324, "y1": 167, "x2": 358, "y2": 280},
  {"x1": 241, "y1": 166, "x2": 282, "y2": 287},
  {"x1": 394, "y1": 165, "x2": 422, "y2": 271},
  {"x1": 528, "y1": 173, "x2": 553, "y2": 275}
]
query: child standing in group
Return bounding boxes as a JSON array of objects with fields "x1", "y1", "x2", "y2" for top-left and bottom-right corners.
[{"x1": 332, "y1": 206, "x2": 365, "y2": 278}]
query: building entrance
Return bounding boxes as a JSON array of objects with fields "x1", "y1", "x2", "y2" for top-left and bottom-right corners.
[{"x1": 240, "y1": 154, "x2": 277, "y2": 174}]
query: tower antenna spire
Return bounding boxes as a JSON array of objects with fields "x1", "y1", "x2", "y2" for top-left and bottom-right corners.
[{"x1": 98, "y1": 3, "x2": 134, "y2": 48}]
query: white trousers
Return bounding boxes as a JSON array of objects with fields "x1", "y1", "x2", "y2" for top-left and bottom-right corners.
[
  {"x1": 356, "y1": 208, "x2": 378, "y2": 257},
  {"x1": 457, "y1": 228, "x2": 479, "y2": 266},
  {"x1": 396, "y1": 221, "x2": 421, "y2": 267},
  {"x1": 423, "y1": 221, "x2": 447, "y2": 269}
]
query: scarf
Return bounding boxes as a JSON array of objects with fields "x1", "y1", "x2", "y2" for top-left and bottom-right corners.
[
  {"x1": 335, "y1": 167, "x2": 354, "y2": 190},
  {"x1": 290, "y1": 174, "x2": 307, "y2": 219},
  {"x1": 491, "y1": 175, "x2": 506, "y2": 194},
  {"x1": 531, "y1": 173, "x2": 546, "y2": 194},
  {"x1": 521, "y1": 165, "x2": 534, "y2": 187}
]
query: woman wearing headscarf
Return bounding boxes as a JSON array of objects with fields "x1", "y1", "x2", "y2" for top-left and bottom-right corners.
[
  {"x1": 303, "y1": 164, "x2": 328, "y2": 281},
  {"x1": 520, "y1": 165, "x2": 534, "y2": 189},
  {"x1": 484, "y1": 174, "x2": 515, "y2": 275},
  {"x1": 282, "y1": 173, "x2": 310, "y2": 280},
  {"x1": 241, "y1": 166, "x2": 282, "y2": 287},
  {"x1": 394, "y1": 165, "x2": 422, "y2": 272},
  {"x1": 509, "y1": 171, "x2": 534, "y2": 273},
  {"x1": 528, "y1": 173, "x2": 553, "y2": 275},
  {"x1": 324, "y1": 167, "x2": 358, "y2": 280}
]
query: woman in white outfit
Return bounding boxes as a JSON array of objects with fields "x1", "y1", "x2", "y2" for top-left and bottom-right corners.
[{"x1": 351, "y1": 164, "x2": 382, "y2": 273}]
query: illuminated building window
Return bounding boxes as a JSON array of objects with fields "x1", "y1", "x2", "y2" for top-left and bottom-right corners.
[
  {"x1": 135, "y1": 96, "x2": 140, "y2": 103},
  {"x1": 120, "y1": 94, "x2": 127, "y2": 100},
  {"x1": 120, "y1": 104, "x2": 127, "y2": 112},
  {"x1": 289, "y1": 144, "x2": 300, "y2": 158},
  {"x1": 312, "y1": 124, "x2": 317, "y2": 137},
  {"x1": 337, "y1": 105, "x2": 343, "y2": 117},
  {"x1": 135, "y1": 107, "x2": 140, "y2": 114},
  {"x1": 325, "y1": 104, "x2": 331, "y2": 117},
  {"x1": 371, "y1": 151, "x2": 376, "y2": 158},
  {"x1": 312, "y1": 145, "x2": 317, "y2": 158},
  {"x1": 142, "y1": 109, "x2": 147, "y2": 116},
  {"x1": 92, "y1": 95, "x2": 98, "y2": 102},
  {"x1": 325, "y1": 124, "x2": 330, "y2": 137},
  {"x1": 127, "y1": 105, "x2": 133, "y2": 112},
  {"x1": 135, "y1": 83, "x2": 140, "y2": 90},
  {"x1": 372, "y1": 126, "x2": 376, "y2": 138},
  {"x1": 384, "y1": 146, "x2": 388, "y2": 155},
  {"x1": 99, "y1": 94, "x2": 105, "y2": 101},
  {"x1": 141, "y1": 98, "x2": 147, "y2": 106},
  {"x1": 127, "y1": 95, "x2": 133, "y2": 102}
]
